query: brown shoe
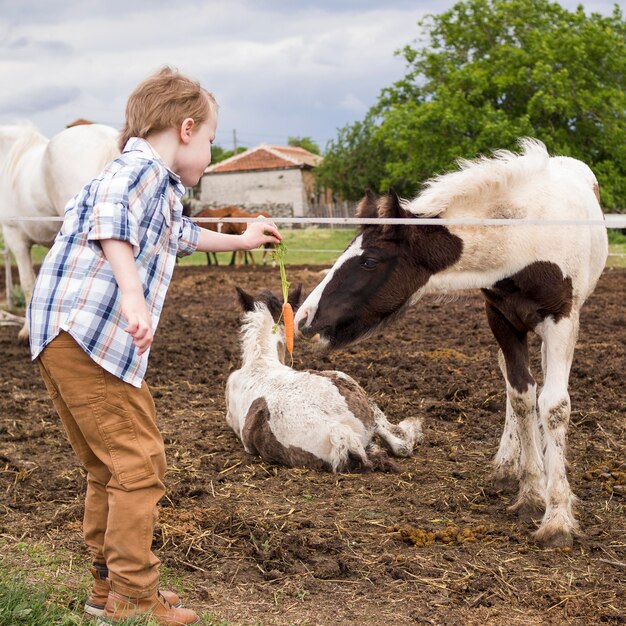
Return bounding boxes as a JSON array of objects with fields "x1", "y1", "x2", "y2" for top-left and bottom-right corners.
[
  {"x1": 84, "y1": 563, "x2": 181, "y2": 618},
  {"x1": 98, "y1": 590, "x2": 199, "y2": 625}
]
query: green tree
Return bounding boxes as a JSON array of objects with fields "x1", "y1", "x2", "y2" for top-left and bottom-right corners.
[
  {"x1": 320, "y1": 0, "x2": 626, "y2": 210},
  {"x1": 211, "y1": 144, "x2": 247, "y2": 164},
  {"x1": 315, "y1": 115, "x2": 390, "y2": 201},
  {"x1": 287, "y1": 136, "x2": 321, "y2": 155}
]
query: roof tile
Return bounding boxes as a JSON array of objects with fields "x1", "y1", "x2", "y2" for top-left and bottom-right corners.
[{"x1": 206, "y1": 144, "x2": 321, "y2": 174}]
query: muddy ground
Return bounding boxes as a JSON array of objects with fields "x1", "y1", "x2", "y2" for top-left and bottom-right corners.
[{"x1": 1, "y1": 264, "x2": 624, "y2": 625}]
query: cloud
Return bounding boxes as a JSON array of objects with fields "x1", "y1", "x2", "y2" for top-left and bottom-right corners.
[
  {"x1": 0, "y1": 84, "x2": 81, "y2": 115},
  {"x1": 3, "y1": 35, "x2": 74, "y2": 57},
  {"x1": 339, "y1": 93, "x2": 369, "y2": 114},
  {"x1": 0, "y1": 0, "x2": 618, "y2": 146}
]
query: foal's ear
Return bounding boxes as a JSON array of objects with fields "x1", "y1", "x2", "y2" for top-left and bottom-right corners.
[
  {"x1": 235, "y1": 286, "x2": 255, "y2": 312},
  {"x1": 288, "y1": 283, "x2": 303, "y2": 308}
]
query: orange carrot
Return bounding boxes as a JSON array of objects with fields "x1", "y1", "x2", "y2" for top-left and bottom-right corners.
[{"x1": 282, "y1": 302, "x2": 294, "y2": 355}]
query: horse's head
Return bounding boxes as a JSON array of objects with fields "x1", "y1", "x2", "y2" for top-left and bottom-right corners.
[{"x1": 295, "y1": 190, "x2": 463, "y2": 349}]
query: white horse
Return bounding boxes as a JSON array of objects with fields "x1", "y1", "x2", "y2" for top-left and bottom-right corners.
[
  {"x1": 0, "y1": 122, "x2": 120, "y2": 339},
  {"x1": 295, "y1": 139, "x2": 608, "y2": 547}
]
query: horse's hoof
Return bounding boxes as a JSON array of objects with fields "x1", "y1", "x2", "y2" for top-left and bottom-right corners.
[
  {"x1": 17, "y1": 328, "x2": 30, "y2": 344},
  {"x1": 398, "y1": 417, "x2": 424, "y2": 448},
  {"x1": 508, "y1": 497, "x2": 545, "y2": 523},
  {"x1": 534, "y1": 526, "x2": 573, "y2": 549}
]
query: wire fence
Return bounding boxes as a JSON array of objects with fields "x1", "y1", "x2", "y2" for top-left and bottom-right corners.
[{"x1": 4, "y1": 214, "x2": 626, "y2": 226}]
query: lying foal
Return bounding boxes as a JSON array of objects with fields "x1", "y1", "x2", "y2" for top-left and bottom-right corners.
[{"x1": 225, "y1": 287, "x2": 422, "y2": 472}]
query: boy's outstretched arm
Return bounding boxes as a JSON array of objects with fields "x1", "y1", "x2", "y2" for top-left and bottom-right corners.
[
  {"x1": 100, "y1": 239, "x2": 153, "y2": 355},
  {"x1": 195, "y1": 219, "x2": 281, "y2": 253}
]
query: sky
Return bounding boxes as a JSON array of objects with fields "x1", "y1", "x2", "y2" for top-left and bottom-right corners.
[{"x1": 0, "y1": 0, "x2": 621, "y2": 153}]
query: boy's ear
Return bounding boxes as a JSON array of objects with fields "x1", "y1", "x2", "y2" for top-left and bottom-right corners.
[
  {"x1": 180, "y1": 117, "x2": 195, "y2": 143},
  {"x1": 235, "y1": 286, "x2": 255, "y2": 312}
]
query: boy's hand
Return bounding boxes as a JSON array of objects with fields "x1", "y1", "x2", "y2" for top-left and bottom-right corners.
[
  {"x1": 240, "y1": 218, "x2": 281, "y2": 250},
  {"x1": 120, "y1": 290, "x2": 153, "y2": 355}
]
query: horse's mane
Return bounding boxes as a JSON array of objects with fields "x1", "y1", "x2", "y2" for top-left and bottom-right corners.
[
  {"x1": 405, "y1": 138, "x2": 550, "y2": 216},
  {"x1": 1, "y1": 122, "x2": 48, "y2": 184}
]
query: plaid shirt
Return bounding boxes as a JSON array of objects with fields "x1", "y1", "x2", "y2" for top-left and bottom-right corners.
[{"x1": 28, "y1": 137, "x2": 200, "y2": 387}]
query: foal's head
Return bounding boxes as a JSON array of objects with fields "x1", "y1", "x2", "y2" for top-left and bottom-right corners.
[
  {"x1": 295, "y1": 191, "x2": 463, "y2": 349},
  {"x1": 235, "y1": 285, "x2": 303, "y2": 364},
  {"x1": 235, "y1": 284, "x2": 302, "y2": 321}
]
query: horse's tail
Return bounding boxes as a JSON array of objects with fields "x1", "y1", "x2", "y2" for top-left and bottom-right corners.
[
  {"x1": 1, "y1": 123, "x2": 48, "y2": 190},
  {"x1": 328, "y1": 425, "x2": 370, "y2": 472},
  {"x1": 328, "y1": 425, "x2": 401, "y2": 473},
  {"x1": 336, "y1": 441, "x2": 402, "y2": 474}
]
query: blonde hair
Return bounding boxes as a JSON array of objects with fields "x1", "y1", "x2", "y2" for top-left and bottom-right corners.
[{"x1": 119, "y1": 66, "x2": 217, "y2": 151}]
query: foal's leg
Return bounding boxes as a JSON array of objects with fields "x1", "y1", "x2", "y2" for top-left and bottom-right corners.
[
  {"x1": 2, "y1": 225, "x2": 35, "y2": 341},
  {"x1": 370, "y1": 403, "x2": 423, "y2": 457},
  {"x1": 533, "y1": 313, "x2": 579, "y2": 548},
  {"x1": 485, "y1": 304, "x2": 545, "y2": 521}
]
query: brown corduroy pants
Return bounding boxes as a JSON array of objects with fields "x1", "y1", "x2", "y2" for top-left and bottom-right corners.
[{"x1": 36, "y1": 331, "x2": 166, "y2": 597}]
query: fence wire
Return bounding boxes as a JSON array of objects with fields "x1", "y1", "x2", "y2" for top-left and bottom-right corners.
[{"x1": 4, "y1": 215, "x2": 626, "y2": 227}]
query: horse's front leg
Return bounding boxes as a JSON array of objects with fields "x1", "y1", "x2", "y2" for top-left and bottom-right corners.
[
  {"x1": 534, "y1": 314, "x2": 579, "y2": 548},
  {"x1": 2, "y1": 225, "x2": 35, "y2": 341}
]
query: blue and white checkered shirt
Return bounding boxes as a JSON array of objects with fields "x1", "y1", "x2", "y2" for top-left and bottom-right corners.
[{"x1": 28, "y1": 137, "x2": 201, "y2": 387}]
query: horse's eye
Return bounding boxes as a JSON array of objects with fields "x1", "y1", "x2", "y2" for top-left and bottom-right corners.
[{"x1": 361, "y1": 257, "x2": 378, "y2": 270}]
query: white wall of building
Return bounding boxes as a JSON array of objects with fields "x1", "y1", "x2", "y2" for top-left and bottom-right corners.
[{"x1": 200, "y1": 168, "x2": 308, "y2": 216}]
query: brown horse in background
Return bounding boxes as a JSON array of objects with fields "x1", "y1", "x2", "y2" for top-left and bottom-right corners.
[
  {"x1": 183, "y1": 203, "x2": 271, "y2": 268},
  {"x1": 218, "y1": 208, "x2": 272, "y2": 268}
]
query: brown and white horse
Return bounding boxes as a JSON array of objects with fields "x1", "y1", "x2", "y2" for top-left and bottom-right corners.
[{"x1": 295, "y1": 139, "x2": 608, "y2": 547}]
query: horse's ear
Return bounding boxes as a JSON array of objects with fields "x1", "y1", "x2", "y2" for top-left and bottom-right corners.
[
  {"x1": 235, "y1": 286, "x2": 255, "y2": 312},
  {"x1": 380, "y1": 189, "x2": 409, "y2": 223},
  {"x1": 379, "y1": 189, "x2": 412, "y2": 235},
  {"x1": 288, "y1": 283, "x2": 303, "y2": 309},
  {"x1": 355, "y1": 190, "x2": 379, "y2": 219}
]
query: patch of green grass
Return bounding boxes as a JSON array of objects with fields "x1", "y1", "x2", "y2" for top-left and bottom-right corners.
[
  {"x1": 0, "y1": 540, "x2": 234, "y2": 626},
  {"x1": 1, "y1": 230, "x2": 356, "y2": 269},
  {"x1": 607, "y1": 228, "x2": 626, "y2": 245},
  {"x1": 606, "y1": 229, "x2": 626, "y2": 268},
  {"x1": 9, "y1": 285, "x2": 25, "y2": 308},
  {"x1": 177, "y1": 227, "x2": 356, "y2": 267},
  {"x1": 608, "y1": 245, "x2": 626, "y2": 268},
  {"x1": 0, "y1": 572, "x2": 82, "y2": 626}
]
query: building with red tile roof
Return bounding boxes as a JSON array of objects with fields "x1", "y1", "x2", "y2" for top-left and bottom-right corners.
[
  {"x1": 205, "y1": 144, "x2": 322, "y2": 174},
  {"x1": 200, "y1": 144, "x2": 324, "y2": 217}
]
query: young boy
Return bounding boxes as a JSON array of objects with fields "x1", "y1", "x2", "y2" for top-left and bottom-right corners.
[{"x1": 27, "y1": 67, "x2": 281, "y2": 626}]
